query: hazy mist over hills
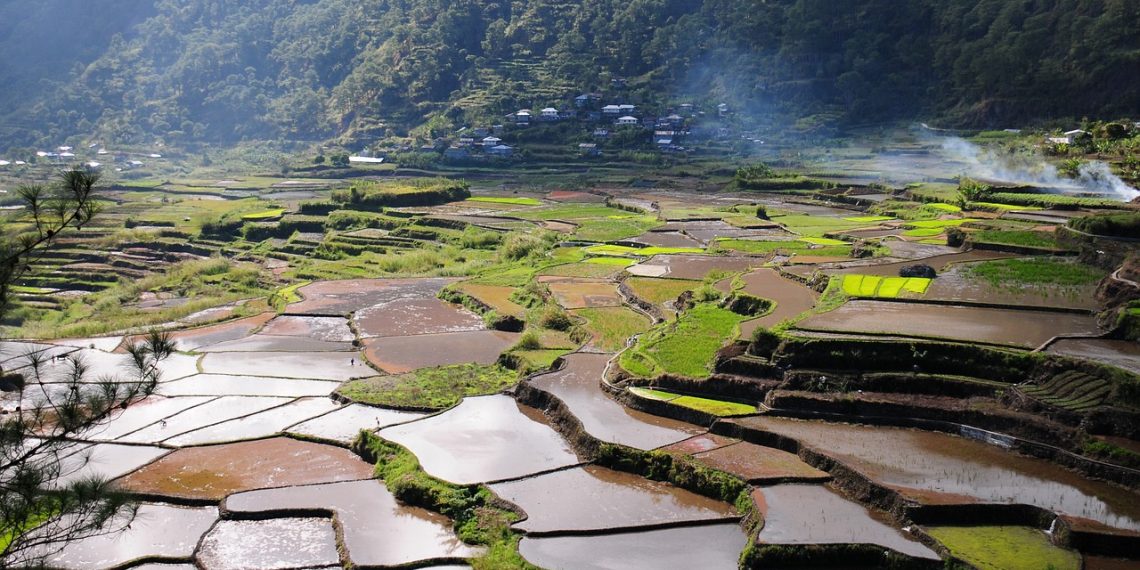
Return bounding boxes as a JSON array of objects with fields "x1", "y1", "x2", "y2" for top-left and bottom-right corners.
[{"x1": 1, "y1": 0, "x2": 1137, "y2": 151}]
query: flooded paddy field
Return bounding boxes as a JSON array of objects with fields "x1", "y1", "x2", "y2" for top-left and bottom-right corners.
[
  {"x1": 255, "y1": 315, "x2": 355, "y2": 341},
  {"x1": 225, "y1": 479, "x2": 482, "y2": 566},
  {"x1": 162, "y1": 396, "x2": 339, "y2": 446},
  {"x1": 527, "y1": 353, "x2": 702, "y2": 449},
  {"x1": 156, "y1": 374, "x2": 340, "y2": 397},
  {"x1": 287, "y1": 277, "x2": 461, "y2": 314},
  {"x1": 732, "y1": 416, "x2": 1140, "y2": 531},
  {"x1": 378, "y1": 395, "x2": 579, "y2": 484},
  {"x1": 753, "y1": 484, "x2": 938, "y2": 559},
  {"x1": 627, "y1": 254, "x2": 765, "y2": 280},
  {"x1": 725, "y1": 268, "x2": 818, "y2": 336},
  {"x1": 518, "y1": 523, "x2": 748, "y2": 570},
  {"x1": 355, "y1": 297, "x2": 484, "y2": 337},
  {"x1": 195, "y1": 334, "x2": 353, "y2": 352},
  {"x1": 287, "y1": 403, "x2": 426, "y2": 443},
  {"x1": 363, "y1": 330, "x2": 518, "y2": 373},
  {"x1": 798, "y1": 300, "x2": 1101, "y2": 347},
  {"x1": 630, "y1": 230, "x2": 704, "y2": 248},
  {"x1": 148, "y1": 312, "x2": 275, "y2": 351},
  {"x1": 55, "y1": 443, "x2": 169, "y2": 485},
  {"x1": 200, "y1": 351, "x2": 367, "y2": 380},
  {"x1": 31, "y1": 504, "x2": 217, "y2": 569},
  {"x1": 1047, "y1": 339, "x2": 1140, "y2": 375},
  {"x1": 117, "y1": 437, "x2": 373, "y2": 500},
  {"x1": 490, "y1": 465, "x2": 738, "y2": 533},
  {"x1": 196, "y1": 518, "x2": 341, "y2": 569},
  {"x1": 688, "y1": 441, "x2": 830, "y2": 483},
  {"x1": 115, "y1": 396, "x2": 292, "y2": 442}
]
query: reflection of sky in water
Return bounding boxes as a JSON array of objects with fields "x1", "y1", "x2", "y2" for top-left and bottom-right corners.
[
  {"x1": 753, "y1": 418, "x2": 1140, "y2": 531},
  {"x1": 379, "y1": 395, "x2": 577, "y2": 484},
  {"x1": 757, "y1": 484, "x2": 938, "y2": 559}
]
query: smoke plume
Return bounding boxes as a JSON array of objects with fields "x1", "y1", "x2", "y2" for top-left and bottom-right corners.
[{"x1": 939, "y1": 136, "x2": 1138, "y2": 201}]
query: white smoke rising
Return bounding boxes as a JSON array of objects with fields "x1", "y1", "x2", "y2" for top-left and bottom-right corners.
[{"x1": 939, "y1": 136, "x2": 1139, "y2": 201}]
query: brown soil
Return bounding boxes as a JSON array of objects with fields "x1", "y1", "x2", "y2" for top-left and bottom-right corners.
[
  {"x1": 115, "y1": 437, "x2": 373, "y2": 500},
  {"x1": 362, "y1": 330, "x2": 519, "y2": 374}
]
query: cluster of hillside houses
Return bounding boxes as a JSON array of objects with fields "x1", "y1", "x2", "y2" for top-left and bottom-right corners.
[{"x1": 415, "y1": 97, "x2": 730, "y2": 161}]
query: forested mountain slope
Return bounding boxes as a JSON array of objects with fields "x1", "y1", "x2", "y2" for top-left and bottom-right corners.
[{"x1": 1, "y1": 0, "x2": 1137, "y2": 150}]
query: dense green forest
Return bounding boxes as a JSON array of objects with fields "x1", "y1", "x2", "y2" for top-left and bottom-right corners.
[{"x1": 0, "y1": 0, "x2": 1137, "y2": 150}]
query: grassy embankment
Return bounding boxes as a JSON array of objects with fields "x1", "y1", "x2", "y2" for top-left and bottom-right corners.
[{"x1": 337, "y1": 363, "x2": 518, "y2": 410}]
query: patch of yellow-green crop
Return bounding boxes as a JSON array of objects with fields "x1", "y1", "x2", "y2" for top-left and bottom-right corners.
[
  {"x1": 240, "y1": 208, "x2": 285, "y2": 220},
  {"x1": 924, "y1": 202, "x2": 962, "y2": 213},
  {"x1": 799, "y1": 237, "x2": 849, "y2": 246},
  {"x1": 585, "y1": 256, "x2": 635, "y2": 266},
  {"x1": 630, "y1": 387, "x2": 754, "y2": 416},
  {"x1": 620, "y1": 304, "x2": 745, "y2": 378},
  {"x1": 841, "y1": 275, "x2": 930, "y2": 298},
  {"x1": 926, "y1": 526, "x2": 1079, "y2": 570},
  {"x1": 843, "y1": 215, "x2": 894, "y2": 222}
]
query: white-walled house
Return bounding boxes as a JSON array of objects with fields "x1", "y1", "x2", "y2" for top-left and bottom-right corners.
[{"x1": 616, "y1": 116, "x2": 639, "y2": 126}]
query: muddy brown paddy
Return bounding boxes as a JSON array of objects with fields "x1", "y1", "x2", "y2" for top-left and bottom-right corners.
[
  {"x1": 798, "y1": 300, "x2": 1101, "y2": 348},
  {"x1": 287, "y1": 278, "x2": 461, "y2": 314},
  {"x1": 724, "y1": 268, "x2": 818, "y2": 336},
  {"x1": 116, "y1": 437, "x2": 373, "y2": 500},
  {"x1": 355, "y1": 298, "x2": 484, "y2": 337},
  {"x1": 1047, "y1": 339, "x2": 1140, "y2": 375},
  {"x1": 363, "y1": 330, "x2": 518, "y2": 373},
  {"x1": 628, "y1": 254, "x2": 765, "y2": 280},
  {"x1": 733, "y1": 416, "x2": 1140, "y2": 531}
]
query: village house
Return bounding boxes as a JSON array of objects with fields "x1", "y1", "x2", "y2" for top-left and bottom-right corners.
[
  {"x1": 482, "y1": 136, "x2": 502, "y2": 147},
  {"x1": 619, "y1": 104, "x2": 636, "y2": 115},
  {"x1": 540, "y1": 107, "x2": 559, "y2": 121},
  {"x1": 602, "y1": 104, "x2": 621, "y2": 116},
  {"x1": 679, "y1": 103, "x2": 694, "y2": 116},
  {"x1": 443, "y1": 146, "x2": 469, "y2": 160},
  {"x1": 457, "y1": 137, "x2": 475, "y2": 147},
  {"x1": 574, "y1": 93, "x2": 601, "y2": 108},
  {"x1": 578, "y1": 143, "x2": 600, "y2": 157},
  {"x1": 593, "y1": 128, "x2": 610, "y2": 139},
  {"x1": 514, "y1": 110, "x2": 532, "y2": 125},
  {"x1": 616, "y1": 116, "x2": 639, "y2": 126},
  {"x1": 487, "y1": 144, "x2": 514, "y2": 157},
  {"x1": 492, "y1": 124, "x2": 504, "y2": 135}
]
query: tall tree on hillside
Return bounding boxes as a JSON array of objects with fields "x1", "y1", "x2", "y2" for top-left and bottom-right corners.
[{"x1": 0, "y1": 170, "x2": 174, "y2": 566}]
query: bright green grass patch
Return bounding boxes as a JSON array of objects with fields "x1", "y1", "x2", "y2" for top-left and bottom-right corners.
[
  {"x1": 630, "y1": 387, "x2": 755, "y2": 416},
  {"x1": 903, "y1": 227, "x2": 947, "y2": 237},
  {"x1": 574, "y1": 215, "x2": 661, "y2": 242},
  {"x1": 467, "y1": 196, "x2": 543, "y2": 206},
  {"x1": 240, "y1": 208, "x2": 285, "y2": 220},
  {"x1": 843, "y1": 215, "x2": 894, "y2": 222},
  {"x1": 970, "y1": 202, "x2": 1042, "y2": 211},
  {"x1": 336, "y1": 363, "x2": 517, "y2": 410},
  {"x1": 620, "y1": 303, "x2": 746, "y2": 378},
  {"x1": 509, "y1": 349, "x2": 573, "y2": 374},
  {"x1": 769, "y1": 213, "x2": 868, "y2": 237},
  {"x1": 585, "y1": 256, "x2": 635, "y2": 266},
  {"x1": 271, "y1": 281, "x2": 310, "y2": 311},
  {"x1": 926, "y1": 526, "x2": 1079, "y2": 570},
  {"x1": 965, "y1": 258, "x2": 1107, "y2": 288},
  {"x1": 924, "y1": 203, "x2": 962, "y2": 213},
  {"x1": 971, "y1": 229, "x2": 1060, "y2": 249},
  {"x1": 712, "y1": 239, "x2": 852, "y2": 258},
  {"x1": 515, "y1": 203, "x2": 628, "y2": 221},
  {"x1": 799, "y1": 237, "x2": 849, "y2": 246},
  {"x1": 574, "y1": 306, "x2": 652, "y2": 352},
  {"x1": 586, "y1": 244, "x2": 704, "y2": 256},
  {"x1": 10, "y1": 285, "x2": 55, "y2": 294},
  {"x1": 841, "y1": 275, "x2": 930, "y2": 298},
  {"x1": 625, "y1": 277, "x2": 701, "y2": 305},
  {"x1": 904, "y1": 218, "x2": 975, "y2": 229}
]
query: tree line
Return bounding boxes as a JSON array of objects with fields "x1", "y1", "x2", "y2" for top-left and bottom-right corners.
[{"x1": 1, "y1": 0, "x2": 1137, "y2": 150}]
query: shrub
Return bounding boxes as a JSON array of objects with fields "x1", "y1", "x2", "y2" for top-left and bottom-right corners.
[
  {"x1": 515, "y1": 329, "x2": 542, "y2": 350},
  {"x1": 1069, "y1": 212, "x2": 1140, "y2": 239},
  {"x1": 748, "y1": 328, "x2": 781, "y2": 358},
  {"x1": 899, "y1": 264, "x2": 936, "y2": 278},
  {"x1": 538, "y1": 306, "x2": 573, "y2": 331},
  {"x1": 946, "y1": 226, "x2": 967, "y2": 247}
]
